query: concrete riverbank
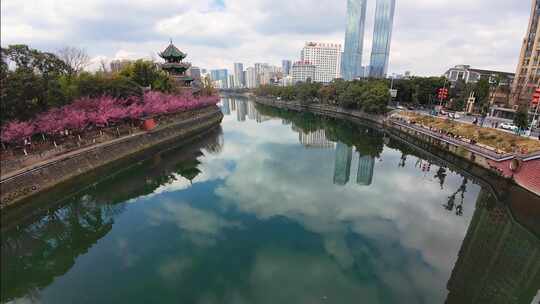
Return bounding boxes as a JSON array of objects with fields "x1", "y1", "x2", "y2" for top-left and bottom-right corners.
[
  {"x1": 0, "y1": 106, "x2": 224, "y2": 208},
  {"x1": 254, "y1": 97, "x2": 540, "y2": 197}
]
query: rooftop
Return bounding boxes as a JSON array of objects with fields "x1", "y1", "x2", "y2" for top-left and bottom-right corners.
[{"x1": 159, "y1": 42, "x2": 187, "y2": 60}]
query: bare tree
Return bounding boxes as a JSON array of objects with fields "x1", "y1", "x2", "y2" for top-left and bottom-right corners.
[
  {"x1": 57, "y1": 46, "x2": 91, "y2": 75},
  {"x1": 99, "y1": 58, "x2": 109, "y2": 73}
]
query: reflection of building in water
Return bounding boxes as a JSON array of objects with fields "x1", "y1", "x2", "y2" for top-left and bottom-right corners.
[
  {"x1": 334, "y1": 142, "x2": 353, "y2": 185},
  {"x1": 356, "y1": 153, "x2": 375, "y2": 185},
  {"x1": 221, "y1": 98, "x2": 231, "y2": 115},
  {"x1": 256, "y1": 114, "x2": 272, "y2": 123},
  {"x1": 236, "y1": 100, "x2": 247, "y2": 122},
  {"x1": 247, "y1": 101, "x2": 257, "y2": 120},
  {"x1": 446, "y1": 189, "x2": 540, "y2": 304},
  {"x1": 230, "y1": 99, "x2": 237, "y2": 111},
  {"x1": 299, "y1": 129, "x2": 335, "y2": 149}
]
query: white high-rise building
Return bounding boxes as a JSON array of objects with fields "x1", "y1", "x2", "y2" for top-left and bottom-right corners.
[
  {"x1": 246, "y1": 67, "x2": 258, "y2": 89},
  {"x1": 301, "y1": 42, "x2": 342, "y2": 83},
  {"x1": 233, "y1": 63, "x2": 245, "y2": 88},
  {"x1": 281, "y1": 75, "x2": 294, "y2": 86},
  {"x1": 291, "y1": 61, "x2": 316, "y2": 84},
  {"x1": 228, "y1": 75, "x2": 235, "y2": 89}
]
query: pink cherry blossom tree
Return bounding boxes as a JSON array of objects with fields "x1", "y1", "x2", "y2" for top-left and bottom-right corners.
[{"x1": 1, "y1": 91, "x2": 219, "y2": 148}]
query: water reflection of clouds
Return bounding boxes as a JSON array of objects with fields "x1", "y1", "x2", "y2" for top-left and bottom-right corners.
[
  {"x1": 116, "y1": 238, "x2": 141, "y2": 269},
  {"x1": 139, "y1": 98, "x2": 482, "y2": 302},
  {"x1": 147, "y1": 201, "x2": 243, "y2": 247},
  {"x1": 157, "y1": 256, "x2": 193, "y2": 281},
  {"x1": 195, "y1": 249, "x2": 378, "y2": 304},
  {"x1": 210, "y1": 99, "x2": 482, "y2": 302}
]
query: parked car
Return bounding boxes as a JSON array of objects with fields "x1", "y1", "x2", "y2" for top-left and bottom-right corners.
[
  {"x1": 500, "y1": 122, "x2": 519, "y2": 132},
  {"x1": 397, "y1": 105, "x2": 406, "y2": 110}
]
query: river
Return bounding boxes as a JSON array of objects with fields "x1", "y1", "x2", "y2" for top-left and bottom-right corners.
[{"x1": 1, "y1": 96, "x2": 539, "y2": 304}]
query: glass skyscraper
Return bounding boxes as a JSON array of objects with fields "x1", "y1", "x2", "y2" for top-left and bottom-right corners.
[
  {"x1": 369, "y1": 0, "x2": 396, "y2": 78},
  {"x1": 281, "y1": 60, "x2": 292, "y2": 76},
  {"x1": 341, "y1": 0, "x2": 367, "y2": 80},
  {"x1": 210, "y1": 69, "x2": 228, "y2": 87}
]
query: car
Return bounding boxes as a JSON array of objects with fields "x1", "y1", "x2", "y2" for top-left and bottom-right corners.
[
  {"x1": 397, "y1": 105, "x2": 406, "y2": 110},
  {"x1": 500, "y1": 122, "x2": 519, "y2": 132},
  {"x1": 448, "y1": 113, "x2": 461, "y2": 119}
]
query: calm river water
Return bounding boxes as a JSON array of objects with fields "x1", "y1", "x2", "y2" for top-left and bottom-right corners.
[{"x1": 1, "y1": 97, "x2": 539, "y2": 304}]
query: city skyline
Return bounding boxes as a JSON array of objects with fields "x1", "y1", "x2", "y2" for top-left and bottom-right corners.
[{"x1": 1, "y1": 0, "x2": 531, "y2": 76}]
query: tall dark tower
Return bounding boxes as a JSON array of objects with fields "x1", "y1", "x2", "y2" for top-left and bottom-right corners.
[{"x1": 159, "y1": 41, "x2": 193, "y2": 88}]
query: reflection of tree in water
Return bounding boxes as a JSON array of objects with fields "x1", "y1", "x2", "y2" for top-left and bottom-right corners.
[
  {"x1": 325, "y1": 120, "x2": 384, "y2": 157},
  {"x1": 443, "y1": 178, "x2": 468, "y2": 216},
  {"x1": 434, "y1": 167, "x2": 448, "y2": 190},
  {"x1": 255, "y1": 103, "x2": 384, "y2": 157},
  {"x1": 93, "y1": 128, "x2": 222, "y2": 204},
  {"x1": 1, "y1": 196, "x2": 120, "y2": 302},
  {"x1": 176, "y1": 159, "x2": 203, "y2": 184},
  {"x1": 399, "y1": 153, "x2": 407, "y2": 167},
  {"x1": 384, "y1": 137, "x2": 417, "y2": 168},
  {"x1": 0, "y1": 128, "x2": 224, "y2": 303}
]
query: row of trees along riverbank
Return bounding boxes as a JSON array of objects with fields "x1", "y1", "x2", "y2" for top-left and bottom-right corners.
[
  {"x1": 0, "y1": 44, "x2": 218, "y2": 157},
  {"x1": 254, "y1": 80, "x2": 391, "y2": 114},
  {"x1": 254, "y1": 75, "x2": 510, "y2": 115}
]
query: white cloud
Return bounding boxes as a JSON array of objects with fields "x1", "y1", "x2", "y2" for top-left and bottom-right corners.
[{"x1": 1, "y1": 0, "x2": 531, "y2": 75}]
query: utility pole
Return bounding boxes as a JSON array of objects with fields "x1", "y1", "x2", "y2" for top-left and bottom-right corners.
[{"x1": 389, "y1": 75, "x2": 398, "y2": 107}]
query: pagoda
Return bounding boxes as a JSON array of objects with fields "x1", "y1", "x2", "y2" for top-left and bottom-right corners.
[{"x1": 159, "y1": 41, "x2": 193, "y2": 88}]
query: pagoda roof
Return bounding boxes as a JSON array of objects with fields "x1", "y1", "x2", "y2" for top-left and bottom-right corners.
[{"x1": 159, "y1": 42, "x2": 186, "y2": 59}]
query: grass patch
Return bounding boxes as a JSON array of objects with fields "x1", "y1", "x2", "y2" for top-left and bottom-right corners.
[{"x1": 396, "y1": 112, "x2": 540, "y2": 154}]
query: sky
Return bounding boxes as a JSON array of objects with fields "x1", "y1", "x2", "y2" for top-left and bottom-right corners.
[{"x1": 0, "y1": 0, "x2": 533, "y2": 76}]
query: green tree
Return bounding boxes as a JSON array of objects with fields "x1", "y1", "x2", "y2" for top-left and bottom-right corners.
[
  {"x1": 475, "y1": 78, "x2": 491, "y2": 115},
  {"x1": 360, "y1": 81, "x2": 390, "y2": 113},
  {"x1": 319, "y1": 85, "x2": 336, "y2": 104},
  {"x1": 119, "y1": 59, "x2": 172, "y2": 92},
  {"x1": 1, "y1": 45, "x2": 73, "y2": 122},
  {"x1": 296, "y1": 82, "x2": 320, "y2": 104},
  {"x1": 514, "y1": 105, "x2": 529, "y2": 131},
  {"x1": 338, "y1": 81, "x2": 363, "y2": 109},
  {"x1": 279, "y1": 86, "x2": 296, "y2": 100}
]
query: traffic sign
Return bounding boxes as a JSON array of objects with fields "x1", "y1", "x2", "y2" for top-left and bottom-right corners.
[
  {"x1": 532, "y1": 88, "x2": 540, "y2": 105},
  {"x1": 438, "y1": 88, "x2": 449, "y2": 100}
]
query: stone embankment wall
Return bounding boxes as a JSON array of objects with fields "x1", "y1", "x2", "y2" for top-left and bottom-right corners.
[
  {"x1": 255, "y1": 97, "x2": 384, "y2": 126},
  {"x1": 0, "y1": 107, "x2": 213, "y2": 175},
  {"x1": 0, "y1": 106, "x2": 223, "y2": 208}
]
